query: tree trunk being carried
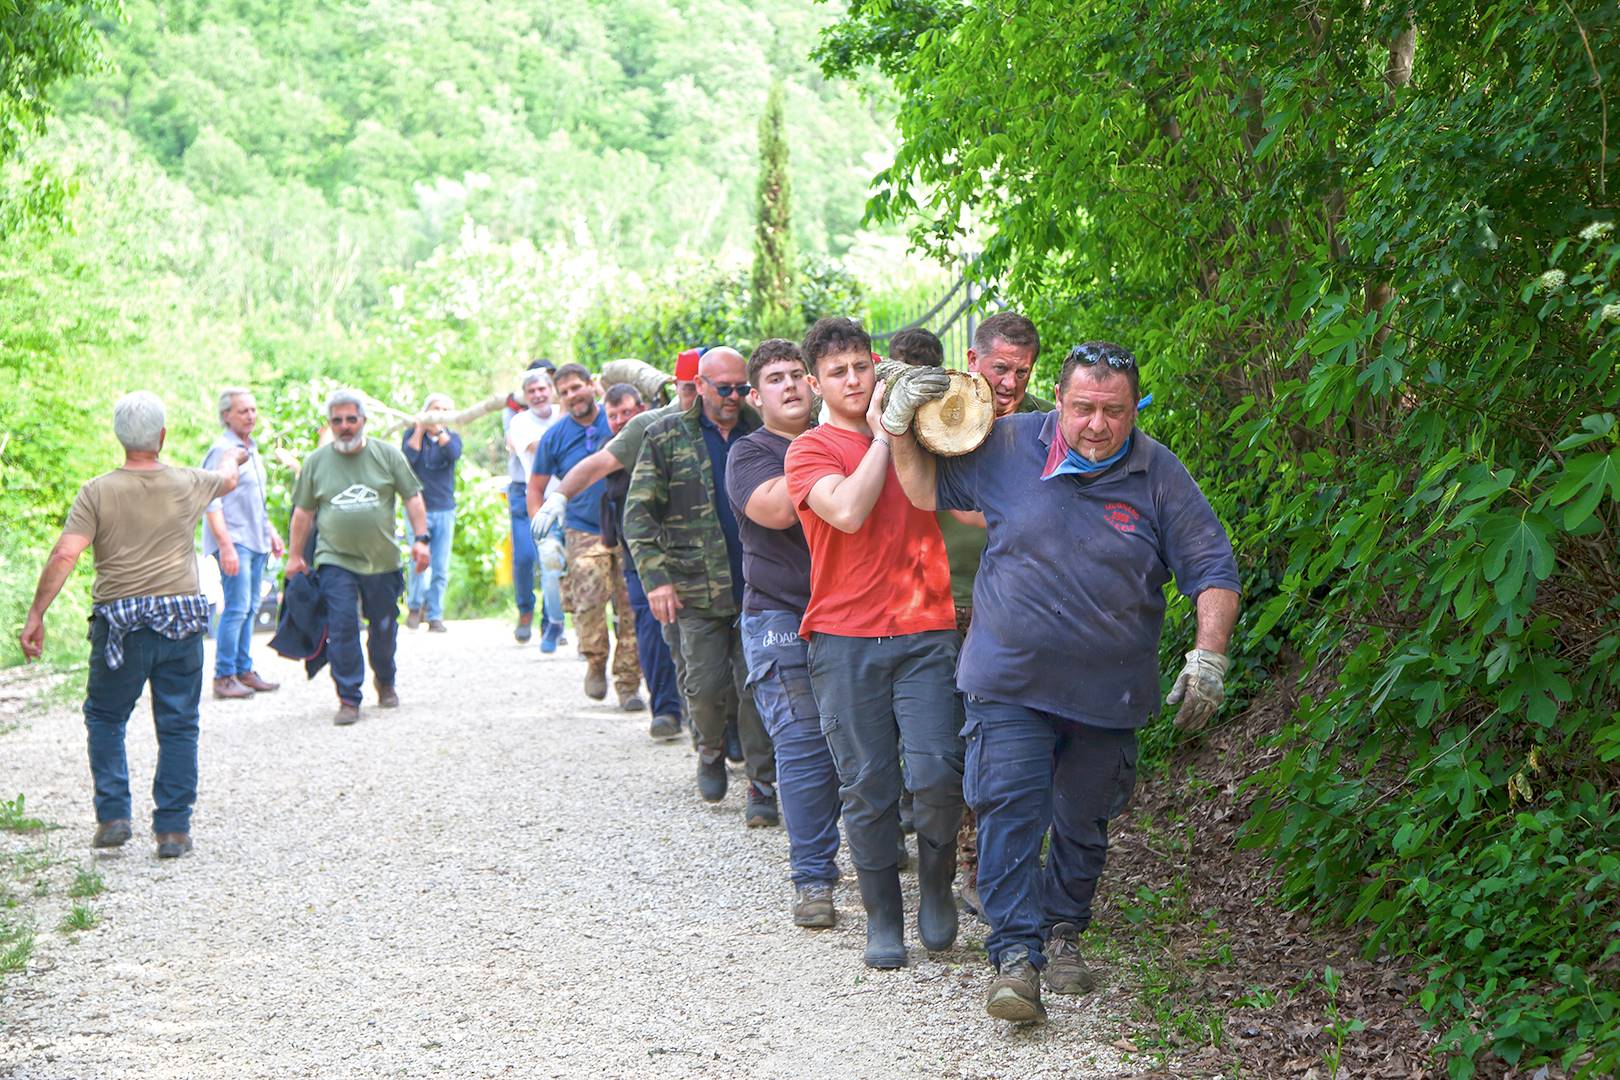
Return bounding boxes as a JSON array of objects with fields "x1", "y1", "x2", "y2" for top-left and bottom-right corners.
[
  {"x1": 911, "y1": 370, "x2": 995, "y2": 456},
  {"x1": 599, "y1": 358, "x2": 674, "y2": 407}
]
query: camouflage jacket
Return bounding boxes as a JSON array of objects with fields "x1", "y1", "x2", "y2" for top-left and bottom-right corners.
[{"x1": 622, "y1": 400, "x2": 760, "y2": 613}]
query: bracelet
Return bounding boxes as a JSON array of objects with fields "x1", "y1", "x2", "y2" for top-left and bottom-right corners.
[{"x1": 871, "y1": 434, "x2": 892, "y2": 450}]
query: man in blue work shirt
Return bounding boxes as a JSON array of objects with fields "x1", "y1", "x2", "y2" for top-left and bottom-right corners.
[
  {"x1": 528, "y1": 363, "x2": 641, "y2": 706},
  {"x1": 402, "y1": 392, "x2": 462, "y2": 633},
  {"x1": 886, "y1": 340, "x2": 1241, "y2": 1024}
]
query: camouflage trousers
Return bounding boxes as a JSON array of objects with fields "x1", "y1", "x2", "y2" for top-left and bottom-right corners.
[{"x1": 563, "y1": 529, "x2": 640, "y2": 697}]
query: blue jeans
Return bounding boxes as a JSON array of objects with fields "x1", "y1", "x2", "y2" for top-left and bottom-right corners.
[
  {"x1": 84, "y1": 620, "x2": 204, "y2": 833},
  {"x1": 509, "y1": 482, "x2": 563, "y2": 626},
  {"x1": 316, "y1": 564, "x2": 403, "y2": 706},
  {"x1": 625, "y1": 568, "x2": 681, "y2": 718},
  {"x1": 963, "y1": 696, "x2": 1139, "y2": 968},
  {"x1": 406, "y1": 508, "x2": 456, "y2": 620},
  {"x1": 743, "y1": 610, "x2": 840, "y2": 885},
  {"x1": 213, "y1": 546, "x2": 266, "y2": 678}
]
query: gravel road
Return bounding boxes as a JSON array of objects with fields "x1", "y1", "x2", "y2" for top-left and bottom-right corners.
[{"x1": 1, "y1": 618, "x2": 1125, "y2": 1079}]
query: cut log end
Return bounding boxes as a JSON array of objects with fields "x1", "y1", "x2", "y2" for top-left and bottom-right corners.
[{"x1": 914, "y1": 371, "x2": 995, "y2": 456}]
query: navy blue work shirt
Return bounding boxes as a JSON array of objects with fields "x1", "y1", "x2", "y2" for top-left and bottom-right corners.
[
  {"x1": 935, "y1": 412, "x2": 1241, "y2": 729},
  {"x1": 698, "y1": 411, "x2": 747, "y2": 607},
  {"x1": 534, "y1": 410, "x2": 611, "y2": 535},
  {"x1": 400, "y1": 430, "x2": 462, "y2": 512}
]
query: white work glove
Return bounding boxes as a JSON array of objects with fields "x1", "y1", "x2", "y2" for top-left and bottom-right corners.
[
  {"x1": 874, "y1": 359, "x2": 910, "y2": 384},
  {"x1": 1166, "y1": 649, "x2": 1230, "y2": 732},
  {"x1": 531, "y1": 491, "x2": 567, "y2": 542},
  {"x1": 880, "y1": 366, "x2": 953, "y2": 436}
]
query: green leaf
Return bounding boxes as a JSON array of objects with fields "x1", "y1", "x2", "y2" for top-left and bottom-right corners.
[{"x1": 1544, "y1": 449, "x2": 1620, "y2": 529}]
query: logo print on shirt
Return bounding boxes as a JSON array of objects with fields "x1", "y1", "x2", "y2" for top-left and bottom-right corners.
[
  {"x1": 330, "y1": 484, "x2": 381, "y2": 511},
  {"x1": 1104, "y1": 501, "x2": 1141, "y2": 534}
]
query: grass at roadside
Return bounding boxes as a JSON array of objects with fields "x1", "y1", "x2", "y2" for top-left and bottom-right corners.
[{"x1": 0, "y1": 793, "x2": 109, "y2": 986}]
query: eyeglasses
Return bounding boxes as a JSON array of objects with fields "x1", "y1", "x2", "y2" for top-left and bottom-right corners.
[
  {"x1": 1064, "y1": 343, "x2": 1137, "y2": 370},
  {"x1": 702, "y1": 376, "x2": 752, "y2": 398}
]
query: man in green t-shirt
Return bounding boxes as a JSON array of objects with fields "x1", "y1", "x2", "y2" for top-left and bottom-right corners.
[{"x1": 286, "y1": 389, "x2": 430, "y2": 725}]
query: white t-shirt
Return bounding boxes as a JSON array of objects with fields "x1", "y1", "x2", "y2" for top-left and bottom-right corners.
[{"x1": 507, "y1": 407, "x2": 561, "y2": 484}]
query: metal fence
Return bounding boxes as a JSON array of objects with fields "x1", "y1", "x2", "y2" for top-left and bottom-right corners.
[{"x1": 868, "y1": 260, "x2": 997, "y2": 370}]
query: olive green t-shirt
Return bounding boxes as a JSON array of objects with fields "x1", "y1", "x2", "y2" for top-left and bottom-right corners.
[
  {"x1": 292, "y1": 439, "x2": 422, "y2": 575},
  {"x1": 63, "y1": 465, "x2": 227, "y2": 604},
  {"x1": 605, "y1": 401, "x2": 683, "y2": 471}
]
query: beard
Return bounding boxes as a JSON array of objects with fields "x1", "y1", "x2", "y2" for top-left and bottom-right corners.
[{"x1": 334, "y1": 434, "x2": 366, "y2": 454}]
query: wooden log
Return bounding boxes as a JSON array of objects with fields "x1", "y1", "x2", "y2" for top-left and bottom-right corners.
[
  {"x1": 380, "y1": 393, "x2": 507, "y2": 433},
  {"x1": 599, "y1": 357, "x2": 673, "y2": 406},
  {"x1": 913, "y1": 370, "x2": 995, "y2": 456}
]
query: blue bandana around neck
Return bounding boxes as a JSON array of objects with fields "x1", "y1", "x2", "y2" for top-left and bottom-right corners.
[{"x1": 1044, "y1": 433, "x2": 1134, "y2": 480}]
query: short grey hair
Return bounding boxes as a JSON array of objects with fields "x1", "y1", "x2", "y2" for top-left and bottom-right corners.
[
  {"x1": 217, "y1": 387, "x2": 253, "y2": 422},
  {"x1": 113, "y1": 391, "x2": 166, "y2": 452},
  {"x1": 521, "y1": 370, "x2": 553, "y2": 392},
  {"x1": 325, "y1": 388, "x2": 367, "y2": 418},
  {"x1": 421, "y1": 392, "x2": 453, "y2": 413}
]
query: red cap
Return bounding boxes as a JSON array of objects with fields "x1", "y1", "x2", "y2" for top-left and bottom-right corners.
[{"x1": 674, "y1": 348, "x2": 701, "y2": 382}]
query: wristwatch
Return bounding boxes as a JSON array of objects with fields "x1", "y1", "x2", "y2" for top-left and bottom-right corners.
[{"x1": 414, "y1": 533, "x2": 430, "y2": 544}]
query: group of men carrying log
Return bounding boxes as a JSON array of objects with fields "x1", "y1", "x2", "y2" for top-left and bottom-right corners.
[{"x1": 19, "y1": 310, "x2": 1241, "y2": 1024}]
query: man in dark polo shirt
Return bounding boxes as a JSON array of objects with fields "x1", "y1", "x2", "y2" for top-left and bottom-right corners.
[{"x1": 886, "y1": 340, "x2": 1241, "y2": 1023}]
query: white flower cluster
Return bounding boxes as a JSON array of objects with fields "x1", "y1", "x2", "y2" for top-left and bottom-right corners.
[
  {"x1": 1579, "y1": 220, "x2": 1614, "y2": 242},
  {"x1": 1540, "y1": 269, "x2": 1567, "y2": 292},
  {"x1": 1601, "y1": 302, "x2": 1620, "y2": 324}
]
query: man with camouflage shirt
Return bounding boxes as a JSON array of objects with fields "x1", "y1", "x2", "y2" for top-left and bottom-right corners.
[{"x1": 623, "y1": 347, "x2": 777, "y2": 825}]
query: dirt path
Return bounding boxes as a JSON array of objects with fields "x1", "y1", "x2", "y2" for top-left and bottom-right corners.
[{"x1": 0, "y1": 619, "x2": 1125, "y2": 1079}]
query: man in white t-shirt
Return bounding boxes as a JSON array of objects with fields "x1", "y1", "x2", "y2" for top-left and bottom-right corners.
[{"x1": 504, "y1": 366, "x2": 566, "y2": 647}]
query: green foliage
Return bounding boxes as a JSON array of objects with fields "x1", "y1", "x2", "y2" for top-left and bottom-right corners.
[
  {"x1": 824, "y1": 2, "x2": 1619, "y2": 1075},
  {"x1": 751, "y1": 81, "x2": 798, "y2": 340},
  {"x1": 0, "y1": 795, "x2": 50, "y2": 834}
]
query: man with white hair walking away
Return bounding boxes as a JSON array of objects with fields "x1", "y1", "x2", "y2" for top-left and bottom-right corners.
[
  {"x1": 19, "y1": 392, "x2": 245, "y2": 859},
  {"x1": 284, "y1": 389, "x2": 431, "y2": 725},
  {"x1": 402, "y1": 392, "x2": 462, "y2": 633},
  {"x1": 202, "y1": 387, "x2": 285, "y2": 700}
]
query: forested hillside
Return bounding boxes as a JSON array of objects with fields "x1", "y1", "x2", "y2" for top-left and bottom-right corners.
[{"x1": 0, "y1": 0, "x2": 910, "y2": 648}]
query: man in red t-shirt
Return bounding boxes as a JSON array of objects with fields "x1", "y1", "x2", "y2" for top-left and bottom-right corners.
[{"x1": 783, "y1": 316, "x2": 965, "y2": 971}]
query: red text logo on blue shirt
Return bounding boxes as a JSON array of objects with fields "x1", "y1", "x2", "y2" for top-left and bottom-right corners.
[{"x1": 1104, "y1": 501, "x2": 1141, "y2": 534}]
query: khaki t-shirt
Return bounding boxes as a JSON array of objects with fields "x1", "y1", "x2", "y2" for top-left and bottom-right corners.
[
  {"x1": 292, "y1": 439, "x2": 422, "y2": 575},
  {"x1": 63, "y1": 466, "x2": 226, "y2": 604}
]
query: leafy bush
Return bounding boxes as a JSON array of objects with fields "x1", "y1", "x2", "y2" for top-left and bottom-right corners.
[{"x1": 823, "y1": 2, "x2": 1619, "y2": 1075}]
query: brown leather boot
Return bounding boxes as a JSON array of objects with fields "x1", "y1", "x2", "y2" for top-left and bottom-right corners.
[
  {"x1": 213, "y1": 676, "x2": 253, "y2": 700},
  {"x1": 237, "y1": 671, "x2": 279, "y2": 692},
  {"x1": 374, "y1": 680, "x2": 400, "y2": 708},
  {"x1": 405, "y1": 607, "x2": 424, "y2": 629},
  {"x1": 334, "y1": 702, "x2": 361, "y2": 726}
]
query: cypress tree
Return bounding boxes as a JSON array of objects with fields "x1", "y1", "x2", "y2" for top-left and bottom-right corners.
[{"x1": 750, "y1": 81, "x2": 798, "y2": 339}]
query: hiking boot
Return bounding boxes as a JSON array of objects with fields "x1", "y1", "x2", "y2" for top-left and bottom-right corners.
[
  {"x1": 855, "y1": 866, "x2": 907, "y2": 969},
  {"x1": 583, "y1": 663, "x2": 608, "y2": 701},
  {"x1": 427, "y1": 620, "x2": 448, "y2": 633},
  {"x1": 696, "y1": 752, "x2": 728, "y2": 803},
  {"x1": 514, "y1": 611, "x2": 534, "y2": 643},
  {"x1": 1043, "y1": 922, "x2": 1097, "y2": 994},
  {"x1": 154, "y1": 832, "x2": 193, "y2": 859},
  {"x1": 792, "y1": 881, "x2": 837, "y2": 928},
  {"x1": 334, "y1": 702, "x2": 361, "y2": 726},
  {"x1": 374, "y1": 681, "x2": 399, "y2": 708},
  {"x1": 915, "y1": 834, "x2": 960, "y2": 952},
  {"x1": 406, "y1": 607, "x2": 424, "y2": 629},
  {"x1": 724, "y1": 718, "x2": 743, "y2": 763},
  {"x1": 619, "y1": 690, "x2": 646, "y2": 712},
  {"x1": 92, "y1": 819, "x2": 132, "y2": 848},
  {"x1": 986, "y1": 947, "x2": 1046, "y2": 1023},
  {"x1": 540, "y1": 620, "x2": 563, "y2": 653},
  {"x1": 745, "y1": 783, "x2": 779, "y2": 828},
  {"x1": 237, "y1": 671, "x2": 279, "y2": 692},
  {"x1": 649, "y1": 713, "x2": 681, "y2": 741},
  {"x1": 958, "y1": 880, "x2": 984, "y2": 921},
  {"x1": 212, "y1": 676, "x2": 253, "y2": 700}
]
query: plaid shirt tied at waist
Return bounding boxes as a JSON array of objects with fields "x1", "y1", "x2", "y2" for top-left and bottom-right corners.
[{"x1": 91, "y1": 594, "x2": 211, "y2": 670}]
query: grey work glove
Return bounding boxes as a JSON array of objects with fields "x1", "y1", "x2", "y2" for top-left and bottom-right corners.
[
  {"x1": 1166, "y1": 649, "x2": 1230, "y2": 732},
  {"x1": 531, "y1": 491, "x2": 567, "y2": 542},
  {"x1": 874, "y1": 359, "x2": 910, "y2": 384},
  {"x1": 880, "y1": 366, "x2": 953, "y2": 436}
]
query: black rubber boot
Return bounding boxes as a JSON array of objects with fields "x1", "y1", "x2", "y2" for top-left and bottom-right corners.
[
  {"x1": 915, "y1": 834, "x2": 960, "y2": 952},
  {"x1": 855, "y1": 867, "x2": 907, "y2": 969}
]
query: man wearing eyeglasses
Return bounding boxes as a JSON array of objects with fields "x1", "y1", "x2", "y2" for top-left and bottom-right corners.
[
  {"x1": 528, "y1": 363, "x2": 641, "y2": 708},
  {"x1": 622, "y1": 347, "x2": 778, "y2": 826},
  {"x1": 885, "y1": 341, "x2": 1242, "y2": 1023}
]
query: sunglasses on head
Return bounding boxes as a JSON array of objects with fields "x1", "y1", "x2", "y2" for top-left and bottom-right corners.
[
  {"x1": 702, "y1": 376, "x2": 752, "y2": 398},
  {"x1": 1064, "y1": 343, "x2": 1137, "y2": 370}
]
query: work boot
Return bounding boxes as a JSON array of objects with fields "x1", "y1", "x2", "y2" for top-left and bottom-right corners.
[
  {"x1": 915, "y1": 834, "x2": 960, "y2": 952},
  {"x1": 649, "y1": 713, "x2": 681, "y2": 741},
  {"x1": 986, "y1": 946, "x2": 1046, "y2": 1023},
  {"x1": 514, "y1": 611, "x2": 533, "y2": 643},
  {"x1": 92, "y1": 819, "x2": 132, "y2": 848},
  {"x1": 428, "y1": 620, "x2": 448, "y2": 633},
  {"x1": 406, "y1": 607, "x2": 424, "y2": 629},
  {"x1": 540, "y1": 620, "x2": 563, "y2": 653},
  {"x1": 745, "y1": 783, "x2": 779, "y2": 828},
  {"x1": 696, "y1": 751, "x2": 728, "y2": 803},
  {"x1": 154, "y1": 832, "x2": 193, "y2": 860},
  {"x1": 583, "y1": 663, "x2": 608, "y2": 700},
  {"x1": 724, "y1": 718, "x2": 743, "y2": 763},
  {"x1": 237, "y1": 671, "x2": 279, "y2": 692},
  {"x1": 792, "y1": 881, "x2": 836, "y2": 929},
  {"x1": 334, "y1": 702, "x2": 361, "y2": 726},
  {"x1": 619, "y1": 690, "x2": 646, "y2": 712},
  {"x1": 213, "y1": 676, "x2": 253, "y2": 700},
  {"x1": 1043, "y1": 922, "x2": 1097, "y2": 994},
  {"x1": 855, "y1": 866, "x2": 907, "y2": 969},
  {"x1": 374, "y1": 681, "x2": 399, "y2": 708}
]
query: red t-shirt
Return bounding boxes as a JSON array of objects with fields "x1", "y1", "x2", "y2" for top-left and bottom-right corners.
[{"x1": 783, "y1": 424, "x2": 957, "y2": 639}]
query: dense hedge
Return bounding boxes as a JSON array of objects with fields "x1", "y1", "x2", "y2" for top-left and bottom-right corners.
[{"x1": 821, "y1": 3, "x2": 1619, "y2": 1075}]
